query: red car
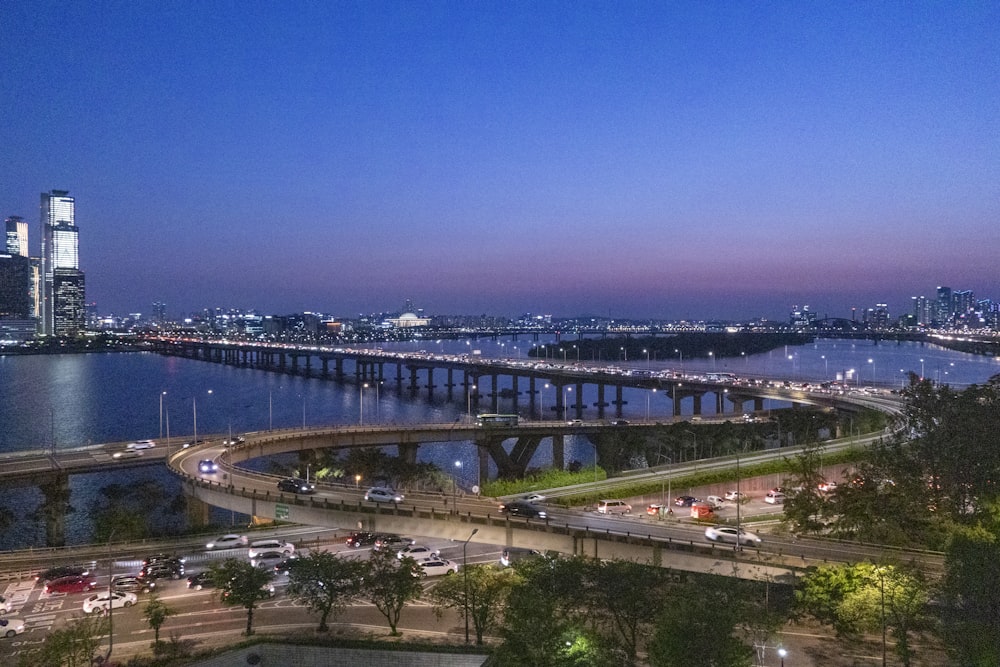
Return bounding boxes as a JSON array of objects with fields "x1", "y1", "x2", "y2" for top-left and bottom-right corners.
[{"x1": 44, "y1": 575, "x2": 97, "y2": 594}]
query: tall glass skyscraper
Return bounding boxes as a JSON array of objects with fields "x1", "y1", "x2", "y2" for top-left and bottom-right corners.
[
  {"x1": 5, "y1": 216, "x2": 28, "y2": 256},
  {"x1": 40, "y1": 190, "x2": 85, "y2": 336}
]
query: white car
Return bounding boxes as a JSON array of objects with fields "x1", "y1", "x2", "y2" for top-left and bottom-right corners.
[
  {"x1": 82, "y1": 591, "x2": 137, "y2": 614},
  {"x1": 127, "y1": 440, "x2": 156, "y2": 450},
  {"x1": 723, "y1": 490, "x2": 746, "y2": 501},
  {"x1": 704, "y1": 526, "x2": 762, "y2": 547},
  {"x1": 206, "y1": 534, "x2": 248, "y2": 550},
  {"x1": 365, "y1": 487, "x2": 404, "y2": 503},
  {"x1": 0, "y1": 617, "x2": 24, "y2": 638},
  {"x1": 0, "y1": 596, "x2": 11, "y2": 614},
  {"x1": 397, "y1": 545, "x2": 437, "y2": 561},
  {"x1": 112, "y1": 449, "x2": 143, "y2": 460},
  {"x1": 520, "y1": 493, "x2": 546, "y2": 503},
  {"x1": 416, "y1": 557, "x2": 459, "y2": 577},
  {"x1": 247, "y1": 540, "x2": 295, "y2": 559}
]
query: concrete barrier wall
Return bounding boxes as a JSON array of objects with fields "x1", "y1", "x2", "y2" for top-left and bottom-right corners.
[{"x1": 186, "y1": 645, "x2": 488, "y2": 667}]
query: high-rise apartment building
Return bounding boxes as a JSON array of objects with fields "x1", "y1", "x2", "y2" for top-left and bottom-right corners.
[
  {"x1": 5, "y1": 216, "x2": 28, "y2": 256},
  {"x1": 40, "y1": 190, "x2": 86, "y2": 336}
]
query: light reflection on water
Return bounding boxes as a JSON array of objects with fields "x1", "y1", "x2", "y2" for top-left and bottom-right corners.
[{"x1": 0, "y1": 337, "x2": 996, "y2": 549}]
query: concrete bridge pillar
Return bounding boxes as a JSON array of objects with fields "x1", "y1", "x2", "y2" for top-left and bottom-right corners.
[
  {"x1": 398, "y1": 443, "x2": 419, "y2": 465},
  {"x1": 478, "y1": 445, "x2": 489, "y2": 487},
  {"x1": 335, "y1": 357, "x2": 344, "y2": 380},
  {"x1": 692, "y1": 393, "x2": 703, "y2": 415},
  {"x1": 613, "y1": 385, "x2": 626, "y2": 418},
  {"x1": 527, "y1": 376, "x2": 539, "y2": 419},
  {"x1": 573, "y1": 382, "x2": 585, "y2": 419},
  {"x1": 594, "y1": 384, "x2": 609, "y2": 419},
  {"x1": 510, "y1": 374, "x2": 520, "y2": 412},
  {"x1": 489, "y1": 374, "x2": 499, "y2": 413},
  {"x1": 554, "y1": 384, "x2": 566, "y2": 420},
  {"x1": 38, "y1": 472, "x2": 70, "y2": 548},
  {"x1": 445, "y1": 368, "x2": 455, "y2": 400},
  {"x1": 408, "y1": 367, "x2": 420, "y2": 393},
  {"x1": 321, "y1": 357, "x2": 329, "y2": 378},
  {"x1": 552, "y1": 434, "x2": 565, "y2": 470},
  {"x1": 425, "y1": 368, "x2": 436, "y2": 397},
  {"x1": 754, "y1": 397, "x2": 764, "y2": 411},
  {"x1": 186, "y1": 495, "x2": 211, "y2": 527}
]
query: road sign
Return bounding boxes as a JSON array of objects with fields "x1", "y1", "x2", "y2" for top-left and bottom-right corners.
[{"x1": 275, "y1": 503, "x2": 289, "y2": 520}]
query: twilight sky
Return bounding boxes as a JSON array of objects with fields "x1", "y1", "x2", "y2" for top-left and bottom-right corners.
[{"x1": 2, "y1": 2, "x2": 998, "y2": 321}]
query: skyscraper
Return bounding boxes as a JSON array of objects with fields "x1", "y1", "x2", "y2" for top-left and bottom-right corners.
[
  {"x1": 40, "y1": 190, "x2": 86, "y2": 336},
  {"x1": 5, "y1": 216, "x2": 28, "y2": 256}
]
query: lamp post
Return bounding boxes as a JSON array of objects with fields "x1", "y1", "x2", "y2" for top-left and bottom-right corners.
[
  {"x1": 359, "y1": 383, "x2": 367, "y2": 425},
  {"x1": 709, "y1": 351, "x2": 715, "y2": 369},
  {"x1": 675, "y1": 348, "x2": 683, "y2": 369},
  {"x1": 542, "y1": 383, "x2": 550, "y2": 421},
  {"x1": 645, "y1": 388, "x2": 656, "y2": 421},
  {"x1": 453, "y1": 460, "x2": 462, "y2": 509},
  {"x1": 462, "y1": 528, "x2": 479, "y2": 643},
  {"x1": 919, "y1": 357, "x2": 925, "y2": 380},
  {"x1": 467, "y1": 383, "x2": 477, "y2": 420},
  {"x1": 778, "y1": 647, "x2": 787, "y2": 667},
  {"x1": 868, "y1": 358, "x2": 875, "y2": 385},
  {"x1": 159, "y1": 391, "x2": 167, "y2": 439},
  {"x1": 563, "y1": 386, "x2": 572, "y2": 421},
  {"x1": 620, "y1": 346, "x2": 627, "y2": 362},
  {"x1": 821, "y1": 354, "x2": 828, "y2": 376},
  {"x1": 644, "y1": 348, "x2": 649, "y2": 368}
]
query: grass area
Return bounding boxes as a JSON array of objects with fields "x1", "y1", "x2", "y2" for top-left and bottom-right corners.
[
  {"x1": 481, "y1": 466, "x2": 607, "y2": 497},
  {"x1": 479, "y1": 444, "x2": 865, "y2": 505}
]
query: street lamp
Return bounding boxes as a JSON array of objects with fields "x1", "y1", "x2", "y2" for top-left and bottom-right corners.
[
  {"x1": 159, "y1": 391, "x2": 167, "y2": 439},
  {"x1": 354, "y1": 474, "x2": 361, "y2": 488},
  {"x1": 674, "y1": 348, "x2": 683, "y2": 369},
  {"x1": 646, "y1": 388, "x2": 657, "y2": 421},
  {"x1": 360, "y1": 382, "x2": 368, "y2": 425},
  {"x1": 709, "y1": 351, "x2": 715, "y2": 369},
  {"x1": 467, "y1": 383, "x2": 477, "y2": 420},
  {"x1": 620, "y1": 346, "x2": 626, "y2": 362},
  {"x1": 542, "y1": 383, "x2": 550, "y2": 421},
  {"x1": 778, "y1": 647, "x2": 787, "y2": 667},
  {"x1": 643, "y1": 348, "x2": 649, "y2": 368},
  {"x1": 919, "y1": 357, "x2": 925, "y2": 379},
  {"x1": 821, "y1": 354, "x2": 828, "y2": 376},
  {"x1": 563, "y1": 386, "x2": 573, "y2": 421},
  {"x1": 868, "y1": 358, "x2": 875, "y2": 385},
  {"x1": 453, "y1": 460, "x2": 462, "y2": 509},
  {"x1": 462, "y1": 528, "x2": 479, "y2": 644}
]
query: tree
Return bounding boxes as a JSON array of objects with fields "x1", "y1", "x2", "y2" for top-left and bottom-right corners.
[
  {"x1": 940, "y1": 513, "x2": 1000, "y2": 666},
  {"x1": 780, "y1": 442, "x2": 831, "y2": 533},
  {"x1": 211, "y1": 558, "x2": 275, "y2": 636},
  {"x1": 18, "y1": 614, "x2": 108, "y2": 667},
  {"x1": 796, "y1": 562, "x2": 930, "y2": 667},
  {"x1": 143, "y1": 592, "x2": 176, "y2": 650},
  {"x1": 285, "y1": 549, "x2": 365, "y2": 631},
  {"x1": 588, "y1": 559, "x2": 673, "y2": 663},
  {"x1": 429, "y1": 563, "x2": 518, "y2": 645},
  {"x1": 647, "y1": 577, "x2": 753, "y2": 667},
  {"x1": 361, "y1": 549, "x2": 423, "y2": 635}
]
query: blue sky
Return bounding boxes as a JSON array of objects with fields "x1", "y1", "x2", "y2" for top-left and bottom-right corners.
[{"x1": 2, "y1": 2, "x2": 997, "y2": 320}]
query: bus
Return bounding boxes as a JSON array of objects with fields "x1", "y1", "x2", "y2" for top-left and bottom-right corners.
[{"x1": 476, "y1": 414, "x2": 519, "y2": 428}]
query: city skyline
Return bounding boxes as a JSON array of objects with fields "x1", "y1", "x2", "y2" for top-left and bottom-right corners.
[{"x1": 2, "y1": 4, "x2": 998, "y2": 320}]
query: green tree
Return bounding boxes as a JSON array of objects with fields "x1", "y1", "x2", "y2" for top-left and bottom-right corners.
[
  {"x1": 647, "y1": 577, "x2": 753, "y2": 667},
  {"x1": 18, "y1": 614, "x2": 108, "y2": 667},
  {"x1": 780, "y1": 442, "x2": 831, "y2": 533},
  {"x1": 142, "y1": 591, "x2": 176, "y2": 650},
  {"x1": 429, "y1": 563, "x2": 518, "y2": 645},
  {"x1": 211, "y1": 558, "x2": 275, "y2": 636},
  {"x1": 285, "y1": 549, "x2": 365, "y2": 631},
  {"x1": 588, "y1": 559, "x2": 673, "y2": 663},
  {"x1": 361, "y1": 549, "x2": 423, "y2": 635},
  {"x1": 940, "y1": 514, "x2": 1000, "y2": 666}
]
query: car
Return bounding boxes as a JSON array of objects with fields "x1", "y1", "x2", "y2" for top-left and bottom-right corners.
[
  {"x1": 44, "y1": 575, "x2": 97, "y2": 594},
  {"x1": 397, "y1": 544, "x2": 438, "y2": 560},
  {"x1": 646, "y1": 503, "x2": 667, "y2": 516},
  {"x1": 83, "y1": 591, "x2": 137, "y2": 614},
  {"x1": 273, "y1": 557, "x2": 302, "y2": 576},
  {"x1": 596, "y1": 499, "x2": 632, "y2": 515},
  {"x1": 0, "y1": 595, "x2": 12, "y2": 614},
  {"x1": 141, "y1": 561, "x2": 185, "y2": 580},
  {"x1": 222, "y1": 583, "x2": 275, "y2": 602},
  {"x1": 764, "y1": 491, "x2": 786, "y2": 505},
  {"x1": 111, "y1": 575, "x2": 155, "y2": 594},
  {"x1": 0, "y1": 617, "x2": 25, "y2": 638},
  {"x1": 373, "y1": 534, "x2": 414, "y2": 552},
  {"x1": 674, "y1": 496, "x2": 699, "y2": 507},
  {"x1": 611, "y1": 419, "x2": 630, "y2": 426},
  {"x1": 112, "y1": 449, "x2": 143, "y2": 460},
  {"x1": 705, "y1": 495, "x2": 726, "y2": 509},
  {"x1": 704, "y1": 526, "x2": 763, "y2": 547},
  {"x1": 567, "y1": 419, "x2": 583, "y2": 425},
  {"x1": 186, "y1": 572, "x2": 215, "y2": 590},
  {"x1": 127, "y1": 439, "x2": 156, "y2": 450},
  {"x1": 223, "y1": 435, "x2": 245, "y2": 446},
  {"x1": 520, "y1": 493, "x2": 546, "y2": 503},
  {"x1": 818, "y1": 481, "x2": 839, "y2": 493},
  {"x1": 364, "y1": 487, "x2": 403, "y2": 503},
  {"x1": 723, "y1": 490, "x2": 746, "y2": 501},
  {"x1": 248, "y1": 539, "x2": 295, "y2": 558},
  {"x1": 277, "y1": 477, "x2": 315, "y2": 494},
  {"x1": 36, "y1": 565, "x2": 89, "y2": 583},
  {"x1": 499, "y1": 547, "x2": 541, "y2": 567},
  {"x1": 250, "y1": 550, "x2": 287, "y2": 569},
  {"x1": 141, "y1": 554, "x2": 185, "y2": 568},
  {"x1": 416, "y1": 557, "x2": 459, "y2": 577},
  {"x1": 499, "y1": 500, "x2": 547, "y2": 519},
  {"x1": 206, "y1": 534, "x2": 248, "y2": 550},
  {"x1": 345, "y1": 532, "x2": 377, "y2": 548},
  {"x1": 198, "y1": 459, "x2": 218, "y2": 473}
]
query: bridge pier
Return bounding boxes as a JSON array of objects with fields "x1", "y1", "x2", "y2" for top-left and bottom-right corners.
[
  {"x1": 186, "y1": 495, "x2": 211, "y2": 527},
  {"x1": 425, "y1": 368, "x2": 436, "y2": 397},
  {"x1": 552, "y1": 434, "x2": 564, "y2": 470},
  {"x1": 398, "y1": 443, "x2": 419, "y2": 466},
  {"x1": 594, "y1": 384, "x2": 610, "y2": 419},
  {"x1": 38, "y1": 472, "x2": 70, "y2": 548},
  {"x1": 478, "y1": 445, "x2": 489, "y2": 487},
  {"x1": 612, "y1": 385, "x2": 627, "y2": 418}
]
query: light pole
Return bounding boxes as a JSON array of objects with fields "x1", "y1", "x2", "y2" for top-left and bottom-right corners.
[
  {"x1": 159, "y1": 391, "x2": 167, "y2": 439},
  {"x1": 821, "y1": 354, "x2": 828, "y2": 376},
  {"x1": 920, "y1": 357, "x2": 925, "y2": 380},
  {"x1": 563, "y1": 386, "x2": 572, "y2": 421},
  {"x1": 542, "y1": 383, "x2": 550, "y2": 421},
  {"x1": 644, "y1": 348, "x2": 649, "y2": 368},
  {"x1": 675, "y1": 348, "x2": 683, "y2": 369},
  {"x1": 645, "y1": 388, "x2": 657, "y2": 421},
  {"x1": 868, "y1": 358, "x2": 875, "y2": 385},
  {"x1": 709, "y1": 351, "x2": 715, "y2": 369},
  {"x1": 467, "y1": 383, "x2": 477, "y2": 420},
  {"x1": 620, "y1": 346, "x2": 627, "y2": 362},
  {"x1": 462, "y1": 528, "x2": 479, "y2": 644},
  {"x1": 268, "y1": 390, "x2": 273, "y2": 430},
  {"x1": 359, "y1": 383, "x2": 367, "y2": 425},
  {"x1": 453, "y1": 460, "x2": 462, "y2": 509},
  {"x1": 778, "y1": 647, "x2": 787, "y2": 667}
]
